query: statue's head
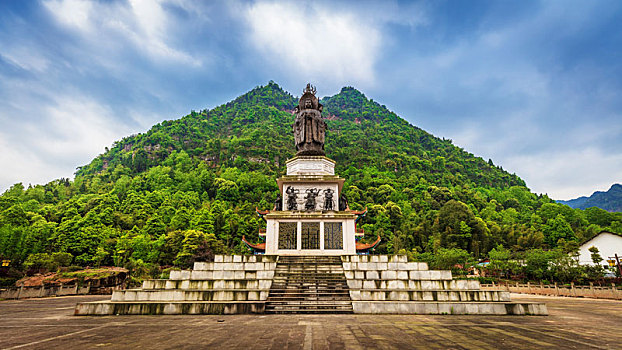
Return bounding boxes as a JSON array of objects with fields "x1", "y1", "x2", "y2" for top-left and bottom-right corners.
[{"x1": 298, "y1": 83, "x2": 322, "y2": 111}]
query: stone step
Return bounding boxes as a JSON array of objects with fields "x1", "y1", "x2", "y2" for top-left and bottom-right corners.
[
  {"x1": 277, "y1": 261, "x2": 343, "y2": 266},
  {"x1": 270, "y1": 284, "x2": 348, "y2": 289},
  {"x1": 265, "y1": 308, "x2": 353, "y2": 314},
  {"x1": 267, "y1": 297, "x2": 352, "y2": 302},
  {"x1": 351, "y1": 301, "x2": 547, "y2": 315},
  {"x1": 349, "y1": 290, "x2": 511, "y2": 302},
  {"x1": 343, "y1": 262, "x2": 429, "y2": 271},
  {"x1": 268, "y1": 290, "x2": 350, "y2": 294},
  {"x1": 279, "y1": 256, "x2": 342, "y2": 260},
  {"x1": 272, "y1": 278, "x2": 347, "y2": 281},
  {"x1": 275, "y1": 268, "x2": 345, "y2": 273},
  {"x1": 345, "y1": 270, "x2": 452, "y2": 281},
  {"x1": 270, "y1": 288, "x2": 349, "y2": 293},
  {"x1": 276, "y1": 261, "x2": 342, "y2": 265},
  {"x1": 266, "y1": 306, "x2": 353, "y2": 311},
  {"x1": 341, "y1": 255, "x2": 408, "y2": 263},
  {"x1": 112, "y1": 289, "x2": 270, "y2": 302},
  {"x1": 272, "y1": 278, "x2": 348, "y2": 283},
  {"x1": 267, "y1": 297, "x2": 353, "y2": 302},
  {"x1": 274, "y1": 272, "x2": 347, "y2": 276},
  {"x1": 170, "y1": 270, "x2": 275, "y2": 280},
  {"x1": 142, "y1": 279, "x2": 273, "y2": 290},
  {"x1": 346, "y1": 279, "x2": 481, "y2": 291},
  {"x1": 75, "y1": 301, "x2": 266, "y2": 315},
  {"x1": 214, "y1": 255, "x2": 278, "y2": 263},
  {"x1": 193, "y1": 262, "x2": 278, "y2": 271}
]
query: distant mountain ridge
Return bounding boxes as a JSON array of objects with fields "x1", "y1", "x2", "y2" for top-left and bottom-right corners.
[{"x1": 558, "y1": 184, "x2": 622, "y2": 212}]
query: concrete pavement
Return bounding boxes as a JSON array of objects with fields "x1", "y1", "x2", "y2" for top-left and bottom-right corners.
[{"x1": 0, "y1": 293, "x2": 620, "y2": 349}]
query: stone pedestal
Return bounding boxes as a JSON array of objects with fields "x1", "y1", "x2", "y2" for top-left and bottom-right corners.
[{"x1": 266, "y1": 156, "x2": 359, "y2": 256}]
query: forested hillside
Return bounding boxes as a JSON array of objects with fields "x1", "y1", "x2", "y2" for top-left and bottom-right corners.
[{"x1": 1, "y1": 82, "x2": 622, "y2": 273}]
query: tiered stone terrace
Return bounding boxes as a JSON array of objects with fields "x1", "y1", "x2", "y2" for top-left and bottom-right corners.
[
  {"x1": 75, "y1": 254, "x2": 547, "y2": 315},
  {"x1": 75, "y1": 255, "x2": 277, "y2": 315},
  {"x1": 343, "y1": 255, "x2": 547, "y2": 315}
]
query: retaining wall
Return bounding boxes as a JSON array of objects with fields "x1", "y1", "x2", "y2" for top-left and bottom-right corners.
[{"x1": 0, "y1": 284, "x2": 91, "y2": 300}]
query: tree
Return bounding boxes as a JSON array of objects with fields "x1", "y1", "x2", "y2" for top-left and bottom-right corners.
[
  {"x1": 51, "y1": 252, "x2": 73, "y2": 267},
  {"x1": 24, "y1": 253, "x2": 55, "y2": 271},
  {"x1": 487, "y1": 244, "x2": 518, "y2": 278},
  {"x1": 430, "y1": 248, "x2": 473, "y2": 272},
  {"x1": 589, "y1": 246, "x2": 603, "y2": 265},
  {"x1": 544, "y1": 214, "x2": 576, "y2": 247}
]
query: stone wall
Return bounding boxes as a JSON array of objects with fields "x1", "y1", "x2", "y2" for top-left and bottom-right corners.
[{"x1": 0, "y1": 284, "x2": 91, "y2": 300}]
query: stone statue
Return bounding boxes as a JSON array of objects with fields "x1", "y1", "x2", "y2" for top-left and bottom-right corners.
[
  {"x1": 286, "y1": 186, "x2": 299, "y2": 210},
  {"x1": 304, "y1": 188, "x2": 320, "y2": 211},
  {"x1": 339, "y1": 194, "x2": 349, "y2": 211},
  {"x1": 323, "y1": 188, "x2": 334, "y2": 211},
  {"x1": 274, "y1": 195, "x2": 282, "y2": 211},
  {"x1": 293, "y1": 83, "x2": 326, "y2": 156}
]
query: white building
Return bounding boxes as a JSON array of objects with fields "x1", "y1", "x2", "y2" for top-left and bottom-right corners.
[{"x1": 577, "y1": 231, "x2": 622, "y2": 267}]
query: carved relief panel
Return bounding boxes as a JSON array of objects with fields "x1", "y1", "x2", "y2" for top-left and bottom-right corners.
[{"x1": 282, "y1": 183, "x2": 339, "y2": 211}]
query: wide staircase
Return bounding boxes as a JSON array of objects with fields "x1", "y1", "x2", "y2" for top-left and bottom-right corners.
[{"x1": 265, "y1": 256, "x2": 353, "y2": 314}]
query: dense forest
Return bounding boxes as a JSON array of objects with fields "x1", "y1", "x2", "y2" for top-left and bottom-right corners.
[{"x1": 1, "y1": 81, "x2": 621, "y2": 280}]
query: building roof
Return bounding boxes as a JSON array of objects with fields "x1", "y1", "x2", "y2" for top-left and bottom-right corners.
[
  {"x1": 577, "y1": 231, "x2": 622, "y2": 265},
  {"x1": 579, "y1": 231, "x2": 622, "y2": 248},
  {"x1": 356, "y1": 235, "x2": 381, "y2": 252}
]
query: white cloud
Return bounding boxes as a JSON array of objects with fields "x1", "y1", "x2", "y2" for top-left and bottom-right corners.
[
  {"x1": 42, "y1": 0, "x2": 201, "y2": 66},
  {"x1": 0, "y1": 93, "x2": 139, "y2": 191},
  {"x1": 0, "y1": 46, "x2": 50, "y2": 73},
  {"x1": 243, "y1": 2, "x2": 382, "y2": 86},
  {"x1": 505, "y1": 148, "x2": 622, "y2": 200},
  {"x1": 42, "y1": 0, "x2": 92, "y2": 32}
]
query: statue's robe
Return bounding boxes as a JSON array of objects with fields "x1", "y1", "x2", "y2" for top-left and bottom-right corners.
[{"x1": 295, "y1": 109, "x2": 324, "y2": 152}]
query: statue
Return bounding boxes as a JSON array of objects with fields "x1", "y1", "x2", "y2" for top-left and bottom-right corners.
[
  {"x1": 274, "y1": 195, "x2": 282, "y2": 211},
  {"x1": 339, "y1": 194, "x2": 349, "y2": 211},
  {"x1": 293, "y1": 83, "x2": 326, "y2": 156},
  {"x1": 285, "y1": 186, "x2": 299, "y2": 210},
  {"x1": 323, "y1": 188, "x2": 334, "y2": 211},
  {"x1": 304, "y1": 188, "x2": 320, "y2": 211}
]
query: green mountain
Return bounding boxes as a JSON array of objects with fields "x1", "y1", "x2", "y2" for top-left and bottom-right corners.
[
  {"x1": 558, "y1": 184, "x2": 622, "y2": 212},
  {"x1": 1, "y1": 82, "x2": 622, "y2": 269}
]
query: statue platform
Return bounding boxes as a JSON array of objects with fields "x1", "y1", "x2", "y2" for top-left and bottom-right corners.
[{"x1": 75, "y1": 255, "x2": 547, "y2": 316}]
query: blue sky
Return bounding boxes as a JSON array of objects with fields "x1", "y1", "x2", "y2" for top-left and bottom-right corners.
[{"x1": 1, "y1": 0, "x2": 621, "y2": 200}]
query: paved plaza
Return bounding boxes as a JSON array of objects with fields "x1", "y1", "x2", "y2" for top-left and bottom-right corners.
[{"x1": 0, "y1": 294, "x2": 620, "y2": 349}]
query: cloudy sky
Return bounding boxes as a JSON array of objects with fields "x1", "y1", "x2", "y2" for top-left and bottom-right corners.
[{"x1": 1, "y1": 0, "x2": 621, "y2": 200}]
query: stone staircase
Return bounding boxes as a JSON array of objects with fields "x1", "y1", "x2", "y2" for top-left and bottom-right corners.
[{"x1": 265, "y1": 256, "x2": 353, "y2": 314}]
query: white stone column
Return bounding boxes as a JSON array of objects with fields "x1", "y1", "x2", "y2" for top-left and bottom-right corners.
[
  {"x1": 320, "y1": 222, "x2": 325, "y2": 250},
  {"x1": 297, "y1": 221, "x2": 302, "y2": 251},
  {"x1": 342, "y1": 220, "x2": 348, "y2": 253}
]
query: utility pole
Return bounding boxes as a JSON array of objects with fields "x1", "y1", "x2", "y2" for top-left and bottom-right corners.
[{"x1": 610, "y1": 254, "x2": 622, "y2": 277}]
